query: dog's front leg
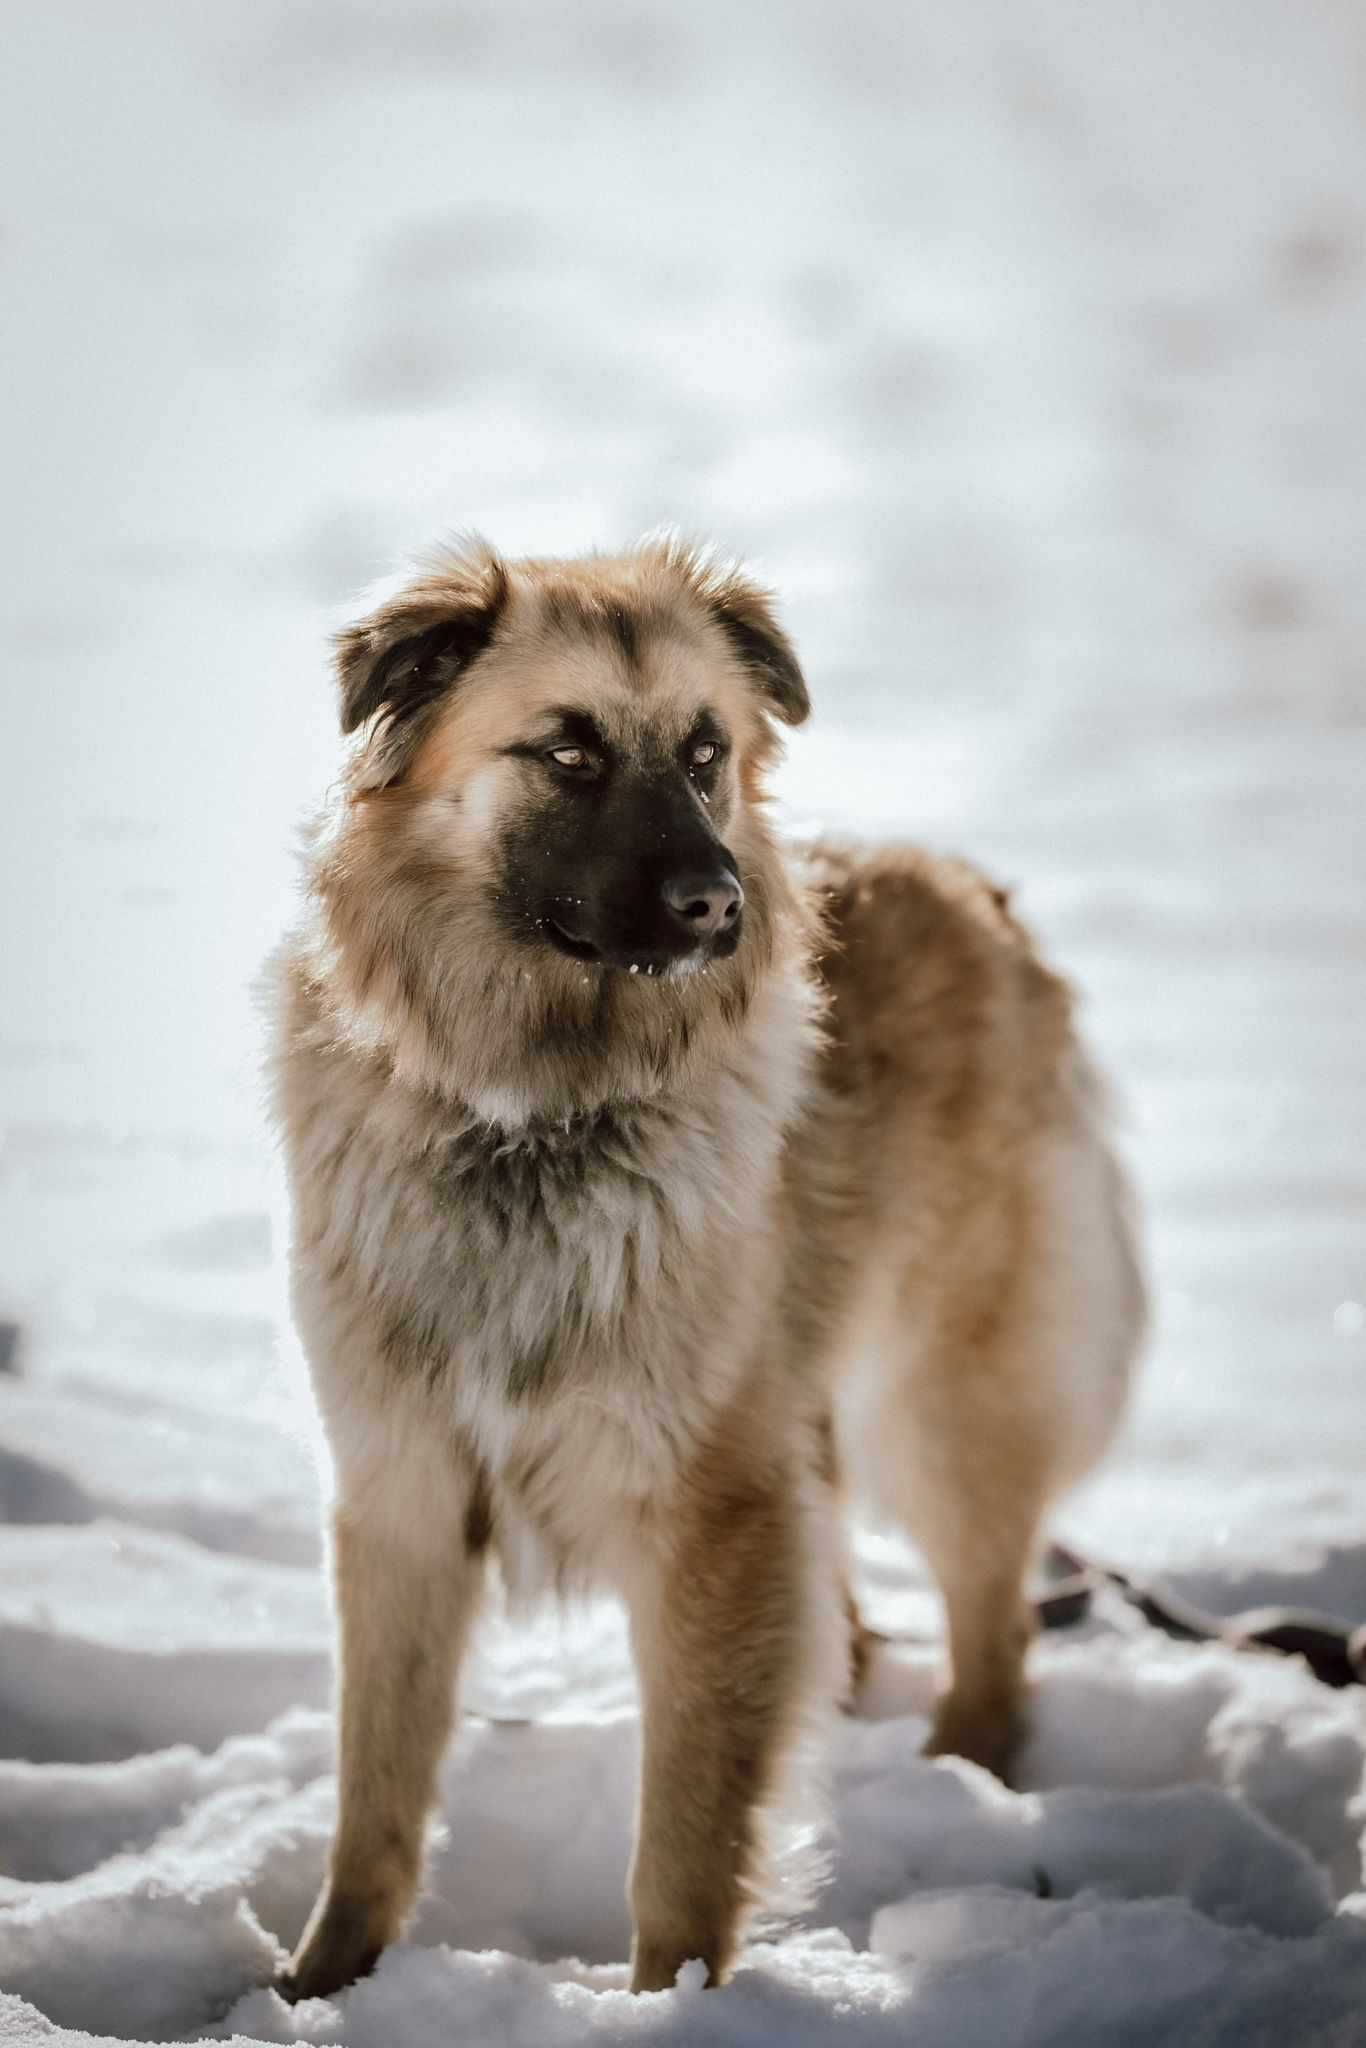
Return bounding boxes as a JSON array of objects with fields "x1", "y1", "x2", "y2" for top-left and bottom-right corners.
[
  {"x1": 624, "y1": 1439, "x2": 824, "y2": 1993},
  {"x1": 280, "y1": 1446, "x2": 487, "y2": 2002}
]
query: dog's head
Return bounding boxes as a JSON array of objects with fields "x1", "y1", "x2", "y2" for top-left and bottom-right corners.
[{"x1": 309, "y1": 538, "x2": 812, "y2": 1109}]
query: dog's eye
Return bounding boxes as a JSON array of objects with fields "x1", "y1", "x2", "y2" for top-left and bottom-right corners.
[
  {"x1": 690, "y1": 741, "x2": 718, "y2": 769},
  {"x1": 548, "y1": 745, "x2": 590, "y2": 771}
]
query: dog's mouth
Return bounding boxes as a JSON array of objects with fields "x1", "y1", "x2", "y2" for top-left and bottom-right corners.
[
  {"x1": 541, "y1": 914, "x2": 741, "y2": 975},
  {"x1": 545, "y1": 917, "x2": 601, "y2": 964}
]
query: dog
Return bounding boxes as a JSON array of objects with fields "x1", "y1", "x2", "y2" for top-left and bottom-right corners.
[{"x1": 267, "y1": 536, "x2": 1144, "y2": 1999}]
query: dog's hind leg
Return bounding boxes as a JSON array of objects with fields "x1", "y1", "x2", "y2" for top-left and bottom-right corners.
[
  {"x1": 846, "y1": 1278, "x2": 1065, "y2": 1780},
  {"x1": 914, "y1": 1452, "x2": 1045, "y2": 1779},
  {"x1": 860, "y1": 1128, "x2": 1142, "y2": 1777},
  {"x1": 280, "y1": 1427, "x2": 489, "y2": 2002}
]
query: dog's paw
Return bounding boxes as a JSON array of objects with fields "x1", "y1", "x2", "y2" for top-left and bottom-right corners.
[
  {"x1": 629, "y1": 1928, "x2": 726, "y2": 1994},
  {"x1": 923, "y1": 1692, "x2": 1025, "y2": 1782},
  {"x1": 276, "y1": 1894, "x2": 385, "y2": 2004}
]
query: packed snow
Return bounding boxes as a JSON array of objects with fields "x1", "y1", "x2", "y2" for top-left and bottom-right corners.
[{"x1": 2, "y1": 2, "x2": 1364, "y2": 2043}]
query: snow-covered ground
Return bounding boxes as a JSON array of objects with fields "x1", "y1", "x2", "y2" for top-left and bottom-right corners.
[{"x1": 3, "y1": 3, "x2": 1364, "y2": 2042}]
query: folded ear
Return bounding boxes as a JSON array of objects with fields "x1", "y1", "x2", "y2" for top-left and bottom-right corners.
[
  {"x1": 641, "y1": 537, "x2": 809, "y2": 727},
  {"x1": 334, "y1": 542, "x2": 508, "y2": 762},
  {"x1": 706, "y1": 569, "x2": 810, "y2": 727}
]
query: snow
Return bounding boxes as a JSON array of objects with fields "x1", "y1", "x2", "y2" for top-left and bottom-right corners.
[
  {"x1": 3, "y1": 1629, "x2": 1366, "y2": 2043},
  {"x1": 3, "y1": 0, "x2": 1366, "y2": 2042}
]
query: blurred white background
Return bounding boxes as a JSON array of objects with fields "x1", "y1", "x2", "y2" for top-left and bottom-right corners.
[
  {"x1": 3, "y1": 11, "x2": 1366, "y2": 2042},
  {"x1": 2, "y1": 0, "x2": 1364, "y2": 1571}
]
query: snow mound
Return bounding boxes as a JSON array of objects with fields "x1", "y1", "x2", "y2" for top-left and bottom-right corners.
[{"x1": 2, "y1": 1606, "x2": 1364, "y2": 2045}]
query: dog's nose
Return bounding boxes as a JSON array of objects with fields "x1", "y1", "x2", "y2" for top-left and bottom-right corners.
[{"x1": 661, "y1": 869, "x2": 744, "y2": 939}]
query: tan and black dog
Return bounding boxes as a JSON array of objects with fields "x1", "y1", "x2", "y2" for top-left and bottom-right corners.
[{"x1": 268, "y1": 536, "x2": 1144, "y2": 1998}]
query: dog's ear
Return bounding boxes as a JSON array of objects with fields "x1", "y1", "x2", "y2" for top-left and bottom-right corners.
[
  {"x1": 652, "y1": 539, "x2": 810, "y2": 726},
  {"x1": 709, "y1": 576, "x2": 810, "y2": 726},
  {"x1": 334, "y1": 543, "x2": 508, "y2": 762}
]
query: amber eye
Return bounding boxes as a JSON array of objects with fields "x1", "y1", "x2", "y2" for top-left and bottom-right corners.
[
  {"x1": 690, "y1": 741, "x2": 718, "y2": 768},
  {"x1": 549, "y1": 745, "x2": 589, "y2": 770}
]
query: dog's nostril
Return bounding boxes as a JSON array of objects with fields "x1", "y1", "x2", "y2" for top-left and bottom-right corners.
[{"x1": 662, "y1": 869, "x2": 744, "y2": 937}]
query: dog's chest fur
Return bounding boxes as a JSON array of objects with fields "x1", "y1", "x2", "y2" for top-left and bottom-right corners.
[
  {"x1": 285, "y1": 980, "x2": 812, "y2": 1505},
  {"x1": 424, "y1": 1102, "x2": 734, "y2": 1392}
]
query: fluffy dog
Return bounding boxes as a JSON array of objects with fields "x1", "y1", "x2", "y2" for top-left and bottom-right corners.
[{"x1": 268, "y1": 536, "x2": 1143, "y2": 1998}]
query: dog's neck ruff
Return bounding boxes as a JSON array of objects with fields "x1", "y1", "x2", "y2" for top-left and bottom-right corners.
[
  {"x1": 443, "y1": 954, "x2": 822, "y2": 1151},
  {"x1": 310, "y1": 878, "x2": 819, "y2": 1134},
  {"x1": 458, "y1": 1089, "x2": 648, "y2": 1141}
]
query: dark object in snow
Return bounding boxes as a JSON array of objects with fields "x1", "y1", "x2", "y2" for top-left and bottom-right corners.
[
  {"x1": 1045, "y1": 1542, "x2": 1366, "y2": 1689},
  {"x1": 1035, "y1": 1574, "x2": 1096, "y2": 1630},
  {"x1": 0, "y1": 1321, "x2": 21, "y2": 1375}
]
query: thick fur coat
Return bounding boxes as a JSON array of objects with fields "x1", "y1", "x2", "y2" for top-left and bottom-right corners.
[{"x1": 268, "y1": 538, "x2": 1144, "y2": 1999}]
